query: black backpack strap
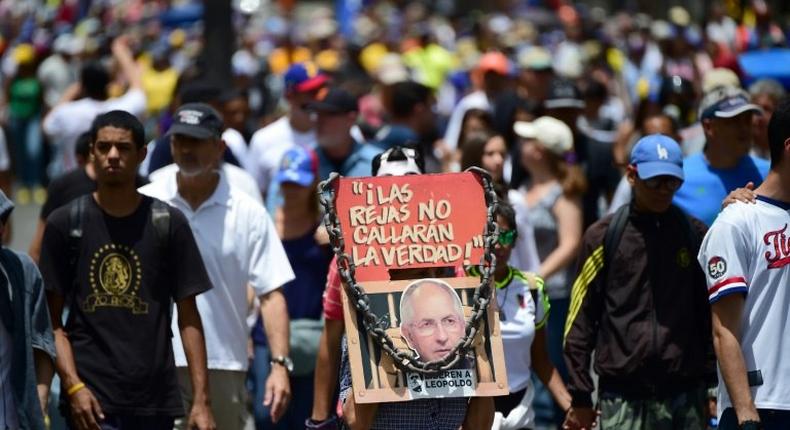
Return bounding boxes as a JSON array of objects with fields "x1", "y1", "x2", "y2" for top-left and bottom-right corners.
[
  {"x1": 66, "y1": 195, "x2": 91, "y2": 306},
  {"x1": 603, "y1": 204, "x2": 630, "y2": 284},
  {"x1": 149, "y1": 199, "x2": 174, "y2": 335},
  {"x1": 669, "y1": 204, "x2": 700, "y2": 254},
  {"x1": 150, "y1": 199, "x2": 170, "y2": 249}
]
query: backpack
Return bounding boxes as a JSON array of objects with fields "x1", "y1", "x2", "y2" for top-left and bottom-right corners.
[
  {"x1": 67, "y1": 194, "x2": 171, "y2": 266},
  {"x1": 603, "y1": 204, "x2": 699, "y2": 283}
]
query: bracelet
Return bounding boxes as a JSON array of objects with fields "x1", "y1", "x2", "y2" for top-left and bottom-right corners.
[{"x1": 67, "y1": 382, "x2": 86, "y2": 396}]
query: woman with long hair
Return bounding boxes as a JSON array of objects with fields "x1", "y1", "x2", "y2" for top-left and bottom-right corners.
[
  {"x1": 460, "y1": 131, "x2": 508, "y2": 188},
  {"x1": 510, "y1": 116, "x2": 586, "y2": 426},
  {"x1": 250, "y1": 145, "x2": 331, "y2": 430}
]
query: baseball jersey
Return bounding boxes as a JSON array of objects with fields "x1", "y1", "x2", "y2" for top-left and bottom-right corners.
[{"x1": 698, "y1": 196, "x2": 790, "y2": 415}]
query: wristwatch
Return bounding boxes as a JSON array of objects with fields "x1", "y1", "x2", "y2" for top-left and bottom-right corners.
[
  {"x1": 270, "y1": 355, "x2": 294, "y2": 374},
  {"x1": 740, "y1": 420, "x2": 763, "y2": 430}
]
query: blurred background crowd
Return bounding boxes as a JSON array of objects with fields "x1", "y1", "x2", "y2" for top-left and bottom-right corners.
[{"x1": 1, "y1": 0, "x2": 790, "y2": 429}]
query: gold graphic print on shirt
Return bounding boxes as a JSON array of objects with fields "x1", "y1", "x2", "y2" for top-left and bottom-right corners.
[{"x1": 84, "y1": 244, "x2": 148, "y2": 314}]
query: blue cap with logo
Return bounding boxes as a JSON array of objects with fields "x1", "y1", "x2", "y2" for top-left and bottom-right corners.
[
  {"x1": 630, "y1": 134, "x2": 684, "y2": 180},
  {"x1": 275, "y1": 145, "x2": 318, "y2": 186},
  {"x1": 283, "y1": 62, "x2": 328, "y2": 93},
  {"x1": 698, "y1": 86, "x2": 762, "y2": 120}
]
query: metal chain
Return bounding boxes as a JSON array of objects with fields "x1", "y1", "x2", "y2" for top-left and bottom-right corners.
[{"x1": 317, "y1": 168, "x2": 499, "y2": 374}]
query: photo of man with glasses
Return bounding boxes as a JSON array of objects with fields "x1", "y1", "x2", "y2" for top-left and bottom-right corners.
[{"x1": 399, "y1": 279, "x2": 466, "y2": 362}]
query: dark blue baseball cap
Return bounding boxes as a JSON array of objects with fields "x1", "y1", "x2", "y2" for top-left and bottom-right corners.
[
  {"x1": 275, "y1": 145, "x2": 318, "y2": 186},
  {"x1": 630, "y1": 134, "x2": 684, "y2": 180},
  {"x1": 698, "y1": 86, "x2": 763, "y2": 120}
]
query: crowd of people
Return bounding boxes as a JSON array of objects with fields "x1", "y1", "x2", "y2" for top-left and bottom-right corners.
[{"x1": 1, "y1": 0, "x2": 790, "y2": 429}]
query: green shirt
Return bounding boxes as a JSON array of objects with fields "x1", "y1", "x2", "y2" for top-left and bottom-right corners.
[{"x1": 9, "y1": 77, "x2": 42, "y2": 119}]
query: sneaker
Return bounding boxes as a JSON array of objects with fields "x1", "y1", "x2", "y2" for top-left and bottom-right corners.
[
  {"x1": 16, "y1": 187, "x2": 30, "y2": 205},
  {"x1": 33, "y1": 186, "x2": 47, "y2": 205}
]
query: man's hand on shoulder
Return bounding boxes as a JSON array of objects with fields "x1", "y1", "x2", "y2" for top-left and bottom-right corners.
[{"x1": 722, "y1": 181, "x2": 757, "y2": 210}]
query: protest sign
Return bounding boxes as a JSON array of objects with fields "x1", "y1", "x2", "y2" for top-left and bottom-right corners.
[
  {"x1": 333, "y1": 172, "x2": 489, "y2": 282},
  {"x1": 330, "y1": 172, "x2": 509, "y2": 403},
  {"x1": 342, "y1": 277, "x2": 508, "y2": 403}
]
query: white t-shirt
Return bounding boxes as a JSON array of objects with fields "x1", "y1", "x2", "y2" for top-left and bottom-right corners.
[
  {"x1": 697, "y1": 197, "x2": 790, "y2": 415},
  {"x1": 148, "y1": 163, "x2": 262, "y2": 205},
  {"x1": 248, "y1": 116, "x2": 316, "y2": 194},
  {"x1": 493, "y1": 269, "x2": 549, "y2": 430},
  {"x1": 442, "y1": 90, "x2": 490, "y2": 151},
  {"x1": 222, "y1": 128, "x2": 252, "y2": 174},
  {"x1": 139, "y1": 171, "x2": 295, "y2": 371},
  {"x1": 42, "y1": 89, "x2": 147, "y2": 173}
]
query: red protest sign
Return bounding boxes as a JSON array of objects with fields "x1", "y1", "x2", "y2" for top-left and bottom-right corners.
[{"x1": 333, "y1": 172, "x2": 488, "y2": 282}]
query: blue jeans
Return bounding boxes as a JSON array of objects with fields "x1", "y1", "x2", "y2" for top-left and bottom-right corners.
[
  {"x1": 248, "y1": 344, "x2": 315, "y2": 430},
  {"x1": 533, "y1": 297, "x2": 570, "y2": 427},
  {"x1": 9, "y1": 115, "x2": 44, "y2": 187},
  {"x1": 719, "y1": 407, "x2": 790, "y2": 430}
]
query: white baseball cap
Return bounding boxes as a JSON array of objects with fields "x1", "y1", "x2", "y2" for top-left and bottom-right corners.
[{"x1": 513, "y1": 116, "x2": 574, "y2": 156}]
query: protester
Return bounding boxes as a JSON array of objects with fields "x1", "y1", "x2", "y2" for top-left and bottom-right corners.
[
  {"x1": 510, "y1": 115, "x2": 585, "y2": 426},
  {"x1": 41, "y1": 36, "x2": 146, "y2": 176},
  {"x1": 444, "y1": 52, "x2": 511, "y2": 151},
  {"x1": 748, "y1": 79, "x2": 786, "y2": 160},
  {"x1": 0, "y1": 189, "x2": 55, "y2": 430},
  {"x1": 308, "y1": 146, "x2": 494, "y2": 429},
  {"x1": 40, "y1": 111, "x2": 216, "y2": 430},
  {"x1": 466, "y1": 202, "x2": 572, "y2": 430},
  {"x1": 139, "y1": 103, "x2": 294, "y2": 430},
  {"x1": 564, "y1": 135, "x2": 715, "y2": 430},
  {"x1": 249, "y1": 145, "x2": 330, "y2": 429},
  {"x1": 6, "y1": 44, "x2": 45, "y2": 205},
  {"x1": 249, "y1": 62, "x2": 327, "y2": 198},
  {"x1": 698, "y1": 98, "x2": 790, "y2": 430},
  {"x1": 460, "y1": 132, "x2": 508, "y2": 187},
  {"x1": 28, "y1": 133, "x2": 147, "y2": 263},
  {"x1": 673, "y1": 86, "x2": 770, "y2": 226}
]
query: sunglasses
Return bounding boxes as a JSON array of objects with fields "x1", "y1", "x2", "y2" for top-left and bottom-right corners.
[
  {"x1": 498, "y1": 229, "x2": 518, "y2": 246},
  {"x1": 642, "y1": 176, "x2": 683, "y2": 191}
]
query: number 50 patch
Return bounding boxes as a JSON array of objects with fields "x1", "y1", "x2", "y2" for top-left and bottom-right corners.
[{"x1": 707, "y1": 256, "x2": 727, "y2": 279}]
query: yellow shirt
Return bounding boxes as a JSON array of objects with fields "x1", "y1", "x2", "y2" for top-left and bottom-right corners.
[{"x1": 141, "y1": 67, "x2": 179, "y2": 114}]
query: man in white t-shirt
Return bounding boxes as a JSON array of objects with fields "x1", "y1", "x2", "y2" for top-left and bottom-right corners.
[
  {"x1": 699, "y1": 98, "x2": 790, "y2": 430},
  {"x1": 139, "y1": 103, "x2": 295, "y2": 429},
  {"x1": 248, "y1": 62, "x2": 327, "y2": 198},
  {"x1": 42, "y1": 36, "x2": 146, "y2": 175},
  {"x1": 443, "y1": 52, "x2": 510, "y2": 151}
]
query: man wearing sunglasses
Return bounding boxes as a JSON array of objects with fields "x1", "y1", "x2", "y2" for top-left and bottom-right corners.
[{"x1": 565, "y1": 134, "x2": 715, "y2": 430}]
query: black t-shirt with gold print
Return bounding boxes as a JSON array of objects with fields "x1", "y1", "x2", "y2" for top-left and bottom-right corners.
[{"x1": 40, "y1": 195, "x2": 212, "y2": 416}]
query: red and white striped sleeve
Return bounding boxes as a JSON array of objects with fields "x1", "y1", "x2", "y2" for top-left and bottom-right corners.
[{"x1": 698, "y1": 219, "x2": 750, "y2": 303}]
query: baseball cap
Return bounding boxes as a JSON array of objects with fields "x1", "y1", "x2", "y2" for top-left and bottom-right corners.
[
  {"x1": 284, "y1": 62, "x2": 329, "y2": 93},
  {"x1": 275, "y1": 145, "x2": 318, "y2": 186},
  {"x1": 544, "y1": 79, "x2": 585, "y2": 110},
  {"x1": 513, "y1": 116, "x2": 573, "y2": 156},
  {"x1": 630, "y1": 134, "x2": 684, "y2": 180},
  {"x1": 168, "y1": 103, "x2": 224, "y2": 139},
  {"x1": 698, "y1": 86, "x2": 763, "y2": 120},
  {"x1": 518, "y1": 47, "x2": 552, "y2": 71},
  {"x1": 477, "y1": 52, "x2": 510, "y2": 75},
  {"x1": 702, "y1": 68, "x2": 740, "y2": 93},
  {"x1": 305, "y1": 88, "x2": 358, "y2": 114}
]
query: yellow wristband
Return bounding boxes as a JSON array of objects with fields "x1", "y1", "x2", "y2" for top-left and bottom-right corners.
[{"x1": 67, "y1": 382, "x2": 86, "y2": 396}]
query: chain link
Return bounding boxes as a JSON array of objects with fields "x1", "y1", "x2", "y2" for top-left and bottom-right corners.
[{"x1": 317, "y1": 168, "x2": 499, "y2": 374}]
